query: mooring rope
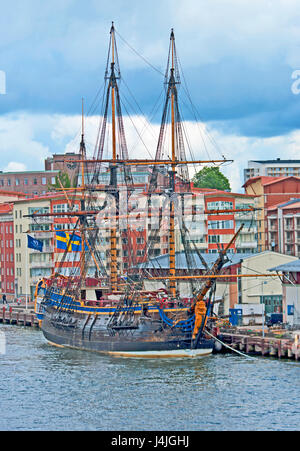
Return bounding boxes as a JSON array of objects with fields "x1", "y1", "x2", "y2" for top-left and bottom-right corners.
[{"x1": 205, "y1": 329, "x2": 257, "y2": 360}]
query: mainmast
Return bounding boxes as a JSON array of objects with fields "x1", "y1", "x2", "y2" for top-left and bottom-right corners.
[
  {"x1": 109, "y1": 22, "x2": 119, "y2": 292},
  {"x1": 169, "y1": 29, "x2": 177, "y2": 298}
]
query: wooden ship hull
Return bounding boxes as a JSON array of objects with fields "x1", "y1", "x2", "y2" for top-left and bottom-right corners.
[{"x1": 38, "y1": 294, "x2": 214, "y2": 357}]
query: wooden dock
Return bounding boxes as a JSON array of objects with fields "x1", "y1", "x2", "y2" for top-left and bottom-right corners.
[
  {"x1": 219, "y1": 329, "x2": 300, "y2": 360},
  {"x1": 0, "y1": 305, "x2": 39, "y2": 328}
]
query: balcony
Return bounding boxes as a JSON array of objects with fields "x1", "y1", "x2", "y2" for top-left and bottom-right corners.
[
  {"x1": 285, "y1": 224, "x2": 294, "y2": 231},
  {"x1": 30, "y1": 216, "x2": 53, "y2": 224},
  {"x1": 31, "y1": 232, "x2": 51, "y2": 239},
  {"x1": 43, "y1": 246, "x2": 54, "y2": 253},
  {"x1": 269, "y1": 225, "x2": 277, "y2": 232},
  {"x1": 30, "y1": 261, "x2": 52, "y2": 269},
  {"x1": 236, "y1": 241, "x2": 257, "y2": 249}
]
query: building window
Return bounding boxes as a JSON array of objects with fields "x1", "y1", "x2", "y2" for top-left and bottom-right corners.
[
  {"x1": 208, "y1": 235, "x2": 220, "y2": 243},
  {"x1": 33, "y1": 178, "x2": 38, "y2": 185},
  {"x1": 24, "y1": 178, "x2": 28, "y2": 185},
  {"x1": 208, "y1": 220, "x2": 234, "y2": 230}
]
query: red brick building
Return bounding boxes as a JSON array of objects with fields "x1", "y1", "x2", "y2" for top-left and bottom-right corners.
[
  {"x1": 0, "y1": 170, "x2": 59, "y2": 197},
  {"x1": 0, "y1": 203, "x2": 15, "y2": 299}
]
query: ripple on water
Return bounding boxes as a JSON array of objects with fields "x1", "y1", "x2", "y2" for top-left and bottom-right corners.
[{"x1": 1, "y1": 325, "x2": 300, "y2": 431}]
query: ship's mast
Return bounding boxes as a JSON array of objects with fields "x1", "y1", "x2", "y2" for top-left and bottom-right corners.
[
  {"x1": 80, "y1": 98, "x2": 87, "y2": 297},
  {"x1": 169, "y1": 29, "x2": 177, "y2": 298},
  {"x1": 109, "y1": 22, "x2": 119, "y2": 292}
]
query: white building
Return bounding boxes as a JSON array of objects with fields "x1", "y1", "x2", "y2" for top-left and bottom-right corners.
[{"x1": 244, "y1": 159, "x2": 300, "y2": 183}]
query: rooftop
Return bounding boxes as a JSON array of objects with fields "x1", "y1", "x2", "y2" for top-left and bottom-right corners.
[
  {"x1": 136, "y1": 252, "x2": 254, "y2": 270},
  {"x1": 0, "y1": 170, "x2": 59, "y2": 175},
  {"x1": 0, "y1": 203, "x2": 13, "y2": 214},
  {"x1": 269, "y1": 259, "x2": 300, "y2": 273},
  {"x1": 267, "y1": 198, "x2": 300, "y2": 211},
  {"x1": 243, "y1": 175, "x2": 300, "y2": 189},
  {"x1": 192, "y1": 185, "x2": 256, "y2": 198},
  {"x1": 0, "y1": 190, "x2": 27, "y2": 197},
  {"x1": 250, "y1": 159, "x2": 300, "y2": 164},
  {"x1": 12, "y1": 191, "x2": 80, "y2": 204}
]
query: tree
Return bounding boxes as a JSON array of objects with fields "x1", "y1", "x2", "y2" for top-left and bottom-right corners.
[
  {"x1": 48, "y1": 171, "x2": 73, "y2": 191},
  {"x1": 192, "y1": 166, "x2": 231, "y2": 191}
]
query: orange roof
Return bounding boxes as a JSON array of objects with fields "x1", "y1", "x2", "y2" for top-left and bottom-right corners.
[
  {"x1": 281, "y1": 201, "x2": 300, "y2": 209},
  {"x1": 192, "y1": 185, "x2": 256, "y2": 198},
  {"x1": 243, "y1": 175, "x2": 300, "y2": 189},
  {"x1": 0, "y1": 203, "x2": 13, "y2": 214},
  {"x1": 0, "y1": 190, "x2": 27, "y2": 197},
  {"x1": 12, "y1": 190, "x2": 80, "y2": 203},
  {"x1": 268, "y1": 199, "x2": 300, "y2": 211}
]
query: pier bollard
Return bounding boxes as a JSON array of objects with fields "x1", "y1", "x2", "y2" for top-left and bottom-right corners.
[
  {"x1": 277, "y1": 340, "x2": 281, "y2": 359},
  {"x1": 23, "y1": 313, "x2": 26, "y2": 326},
  {"x1": 269, "y1": 343, "x2": 276, "y2": 356},
  {"x1": 294, "y1": 335, "x2": 299, "y2": 361},
  {"x1": 2, "y1": 306, "x2": 5, "y2": 322},
  {"x1": 9, "y1": 307, "x2": 12, "y2": 324},
  {"x1": 261, "y1": 339, "x2": 267, "y2": 356}
]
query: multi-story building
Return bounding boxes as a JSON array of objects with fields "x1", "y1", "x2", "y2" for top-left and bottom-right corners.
[
  {"x1": 192, "y1": 186, "x2": 258, "y2": 254},
  {"x1": 0, "y1": 203, "x2": 15, "y2": 299},
  {"x1": 267, "y1": 198, "x2": 300, "y2": 257},
  {"x1": 0, "y1": 170, "x2": 59, "y2": 197},
  {"x1": 0, "y1": 191, "x2": 27, "y2": 300},
  {"x1": 244, "y1": 159, "x2": 300, "y2": 183},
  {"x1": 243, "y1": 176, "x2": 300, "y2": 252},
  {"x1": 13, "y1": 196, "x2": 53, "y2": 300}
]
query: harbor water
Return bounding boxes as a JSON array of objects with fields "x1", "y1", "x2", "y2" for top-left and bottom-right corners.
[{"x1": 1, "y1": 324, "x2": 300, "y2": 431}]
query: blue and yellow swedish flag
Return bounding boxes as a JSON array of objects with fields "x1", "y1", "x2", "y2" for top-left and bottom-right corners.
[{"x1": 55, "y1": 231, "x2": 83, "y2": 252}]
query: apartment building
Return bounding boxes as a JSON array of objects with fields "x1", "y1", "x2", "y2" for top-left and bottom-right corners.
[
  {"x1": 0, "y1": 170, "x2": 59, "y2": 196},
  {"x1": 13, "y1": 196, "x2": 53, "y2": 300},
  {"x1": 243, "y1": 176, "x2": 300, "y2": 252},
  {"x1": 193, "y1": 186, "x2": 258, "y2": 254},
  {"x1": 0, "y1": 203, "x2": 15, "y2": 299},
  {"x1": 267, "y1": 199, "x2": 300, "y2": 257},
  {"x1": 244, "y1": 159, "x2": 300, "y2": 183}
]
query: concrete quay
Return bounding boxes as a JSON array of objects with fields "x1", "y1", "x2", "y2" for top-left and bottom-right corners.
[
  {"x1": 0, "y1": 304, "x2": 39, "y2": 328},
  {"x1": 218, "y1": 326, "x2": 300, "y2": 360}
]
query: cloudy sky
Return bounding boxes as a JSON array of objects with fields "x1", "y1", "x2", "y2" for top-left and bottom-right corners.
[{"x1": 1, "y1": 0, "x2": 300, "y2": 191}]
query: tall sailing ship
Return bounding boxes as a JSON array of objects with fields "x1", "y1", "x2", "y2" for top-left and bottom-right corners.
[{"x1": 32, "y1": 24, "x2": 244, "y2": 357}]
